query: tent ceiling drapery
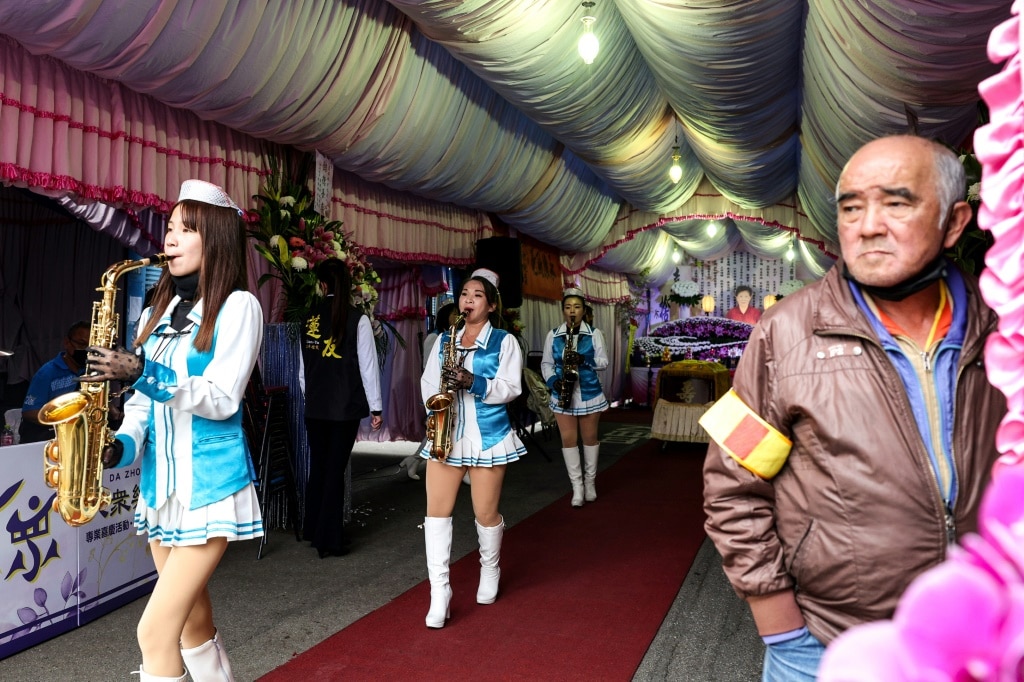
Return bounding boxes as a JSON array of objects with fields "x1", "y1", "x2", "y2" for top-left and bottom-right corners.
[{"x1": 0, "y1": 0, "x2": 1011, "y2": 283}]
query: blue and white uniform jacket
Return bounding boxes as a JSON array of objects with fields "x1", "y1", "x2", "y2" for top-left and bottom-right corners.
[
  {"x1": 113, "y1": 291, "x2": 263, "y2": 511},
  {"x1": 419, "y1": 321, "x2": 525, "y2": 465},
  {"x1": 541, "y1": 321, "x2": 608, "y2": 403}
]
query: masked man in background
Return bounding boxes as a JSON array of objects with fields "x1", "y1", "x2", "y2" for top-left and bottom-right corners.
[{"x1": 19, "y1": 321, "x2": 89, "y2": 443}]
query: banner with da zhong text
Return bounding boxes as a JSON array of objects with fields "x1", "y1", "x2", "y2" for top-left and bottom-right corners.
[{"x1": 0, "y1": 441, "x2": 156, "y2": 659}]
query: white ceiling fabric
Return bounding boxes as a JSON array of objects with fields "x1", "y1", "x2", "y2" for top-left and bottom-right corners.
[{"x1": 0, "y1": 0, "x2": 1011, "y2": 283}]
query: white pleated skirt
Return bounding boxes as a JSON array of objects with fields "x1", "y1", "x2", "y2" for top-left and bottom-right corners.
[
  {"x1": 135, "y1": 483, "x2": 264, "y2": 546},
  {"x1": 551, "y1": 391, "x2": 609, "y2": 416},
  {"x1": 419, "y1": 429, "x2": 526, "y2": 467}
]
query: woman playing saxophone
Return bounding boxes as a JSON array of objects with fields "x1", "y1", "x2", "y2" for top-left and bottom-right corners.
[
  {"x1": 85, "y1": 180, "x2": 261, "y2": 682},
  {"x1": 541, "y1": 287, "x2": 609, "y2": 507},
  {"x1": 418, "y1": 268, "x2": 525, "y2": 629}
]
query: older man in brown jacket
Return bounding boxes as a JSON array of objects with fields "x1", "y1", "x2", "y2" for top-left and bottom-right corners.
[{"x1": 702, "y1": 136, "x2": 1006, "y2": 682}]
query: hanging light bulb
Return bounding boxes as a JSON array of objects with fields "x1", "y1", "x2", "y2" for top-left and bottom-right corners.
[
  {"x1": 669, "y1": 140, "x2": 682, "y2": 184},
  {"x1": 578, "y1": 2, "x2": 599, "y2": 64},
  {"x1": 672, "y1": 248, "x2": 682, "y2": 264},
  {"x1": 706, "y1": 221, "x2": 718, "y2": 238},
  {"x1": 785, "y1": 238, "x2": 796, "y2": 262}
]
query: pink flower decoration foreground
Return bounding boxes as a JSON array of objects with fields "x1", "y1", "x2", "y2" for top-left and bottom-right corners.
[{"x1": 820, "y1": 4, "x2": 1024, "y2": 680}]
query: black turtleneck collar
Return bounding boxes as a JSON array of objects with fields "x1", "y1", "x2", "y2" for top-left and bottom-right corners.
[
  {"x1": 842, "y1": 255, "x2": 948, "y2": 302},
  {"x1": 170, "y1": 272, "x2": 199, "y2": 331},
  {"x1": 171, "y1": 272, "x2": 199, "y2": 302}
]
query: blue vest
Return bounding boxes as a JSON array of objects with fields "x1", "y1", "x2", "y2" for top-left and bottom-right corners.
[{"x1": 551, "y1": 323, "x2": 604, "y2": 401}]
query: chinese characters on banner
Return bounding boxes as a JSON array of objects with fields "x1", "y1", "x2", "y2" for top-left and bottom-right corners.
[
  {"x1": 696, "y1": 252, "x2": 787, "y2": 318},
  {"x1": 314, "y1": 150, "x2": 334, "y2": 218},
  {"x1": 521, "y1": 236, "x2": 562, "y2": 301},
  {"x1": 0, "y1": 442, "x2": 155, "y2": 659}
]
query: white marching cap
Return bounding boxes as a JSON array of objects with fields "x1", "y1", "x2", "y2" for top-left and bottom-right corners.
[
  {"x1": 470, "y1": 267, "x2": 500, "y2": 289},
  {"x1": 178, "y1": 179, "x2": 243, "y2": 214},
  {"x1": 562, "y1": 287, "x2": 586, "y2": 301}
]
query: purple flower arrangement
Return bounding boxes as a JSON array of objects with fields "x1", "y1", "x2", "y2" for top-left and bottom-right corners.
[
  {"x1": 649, "y1": 317, "x2": 753, "y2": 341},
  {"x1": 633, "y1": 316, "x2": 752, "y2": 364}
]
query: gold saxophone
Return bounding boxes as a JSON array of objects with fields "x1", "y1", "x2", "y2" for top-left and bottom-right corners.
[
  {"x1": 557, "y1": 316, "x2": 580, "y2": 410},
  {"x1": 39, "y1": 254, "x2": 168, "y2": 526},
  {"x1": 424, "y1": 313, "x2": 466, "y2": 461}
]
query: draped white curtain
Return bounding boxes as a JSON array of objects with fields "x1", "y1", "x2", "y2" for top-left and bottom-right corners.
[{"x1": 0, "y1": 1, "x2": 1010, "y2": 282}]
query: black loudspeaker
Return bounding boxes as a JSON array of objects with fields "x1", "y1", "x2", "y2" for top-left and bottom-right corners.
[{"x1": 475, "y1": 237, "x2": 523, "y2": 308}]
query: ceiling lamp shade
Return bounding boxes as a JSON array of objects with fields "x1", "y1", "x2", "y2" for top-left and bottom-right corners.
[
  {"x1": 763, "y1": 294, "x2": 777, "y2": 310},
  {"x1": 669, "y1": 145, "x2": 682, "y2": 184},
  {"x1": 578, "y1": 2, "x2": 599, "y2": 64},
  {"x1": 701, "y1": 294, "x2": 716, "y2": 315}
]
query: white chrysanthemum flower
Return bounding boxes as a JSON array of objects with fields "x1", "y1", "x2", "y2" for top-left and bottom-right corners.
[
  {"x1": 671, "y1": 280, "x2": 700, "y2": 297},
  {"x1": 291, "y1": 256, "x2": 308, "y2": 271},
  {"x1": 967, "y1": 182, "x2": 981, "y2": 203},
  {"x1": 336, "y1": 250, "x2": 347, "y2": 261}
]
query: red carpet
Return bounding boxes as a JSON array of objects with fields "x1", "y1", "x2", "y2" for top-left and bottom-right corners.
[{"x1": 259, "y1": 438, "x2": 707, "y2": 681}]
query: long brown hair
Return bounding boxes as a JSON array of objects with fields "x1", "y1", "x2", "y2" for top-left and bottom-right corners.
[
  {"x1": 136, "y1": 199, "x2": 249, "y2": 352},
  {"x1": 317, "y1": 258, "x2": 352, "y2": 343}
]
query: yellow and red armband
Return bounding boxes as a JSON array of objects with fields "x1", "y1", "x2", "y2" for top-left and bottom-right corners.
[{"x1": 699, "y1": 389, "x2": 792, "y2": 479}]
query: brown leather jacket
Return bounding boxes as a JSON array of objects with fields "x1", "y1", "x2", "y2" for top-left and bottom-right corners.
[{"x1": 703, "y1": 264, "x2": 1006, "y2": 644}]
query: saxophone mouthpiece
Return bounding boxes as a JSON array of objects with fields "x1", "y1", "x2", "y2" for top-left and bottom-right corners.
[{"x1": 146, "y1": 253, "x2": 170, "y2": 268}]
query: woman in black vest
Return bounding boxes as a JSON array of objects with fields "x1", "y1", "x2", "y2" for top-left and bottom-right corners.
[{"x1": 299, "y1": 258, "x2": 383, "y2": 557}]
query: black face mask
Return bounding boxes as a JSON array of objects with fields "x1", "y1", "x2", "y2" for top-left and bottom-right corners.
[
  {"x1": 72, "y1": 349, "x2": 89, "y2": 366},
  {"x1": 842, "y1": 255, "x2": 948, "y2": 302}
]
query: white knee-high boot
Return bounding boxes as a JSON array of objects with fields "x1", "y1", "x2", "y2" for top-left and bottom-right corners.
[
  {"x1": 583, "y1": 443, "x2": 600, "y2": 502},
  {"x1": 134, "y1": 666, "x2": 187, "y2": 681},
  {"x1": 475, "y1": 517, "x2": 504, "y2": 605},
  {"x1": 561, "y1": 447, "x2": 585, "y2": 507},
  {"x1": 424, "y1": 516, "x2": 453, "y2": 628},
  {"x1": 181, "y1": 629, "x2": 234, "y2": 681}
]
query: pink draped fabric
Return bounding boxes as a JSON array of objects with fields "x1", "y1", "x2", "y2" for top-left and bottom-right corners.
[
  {"x1": 0, "y1": 35, "x2": 268, "y2": 216},
  {"x1": 1, "y1": 33, "x2": 500, "y2": 332},
  {"x1": 359, "y1": 266, "x2": 433, "y2": 442},
  {"x1": 329, "y1": 170, "x2": 494, "y2": 266}
]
